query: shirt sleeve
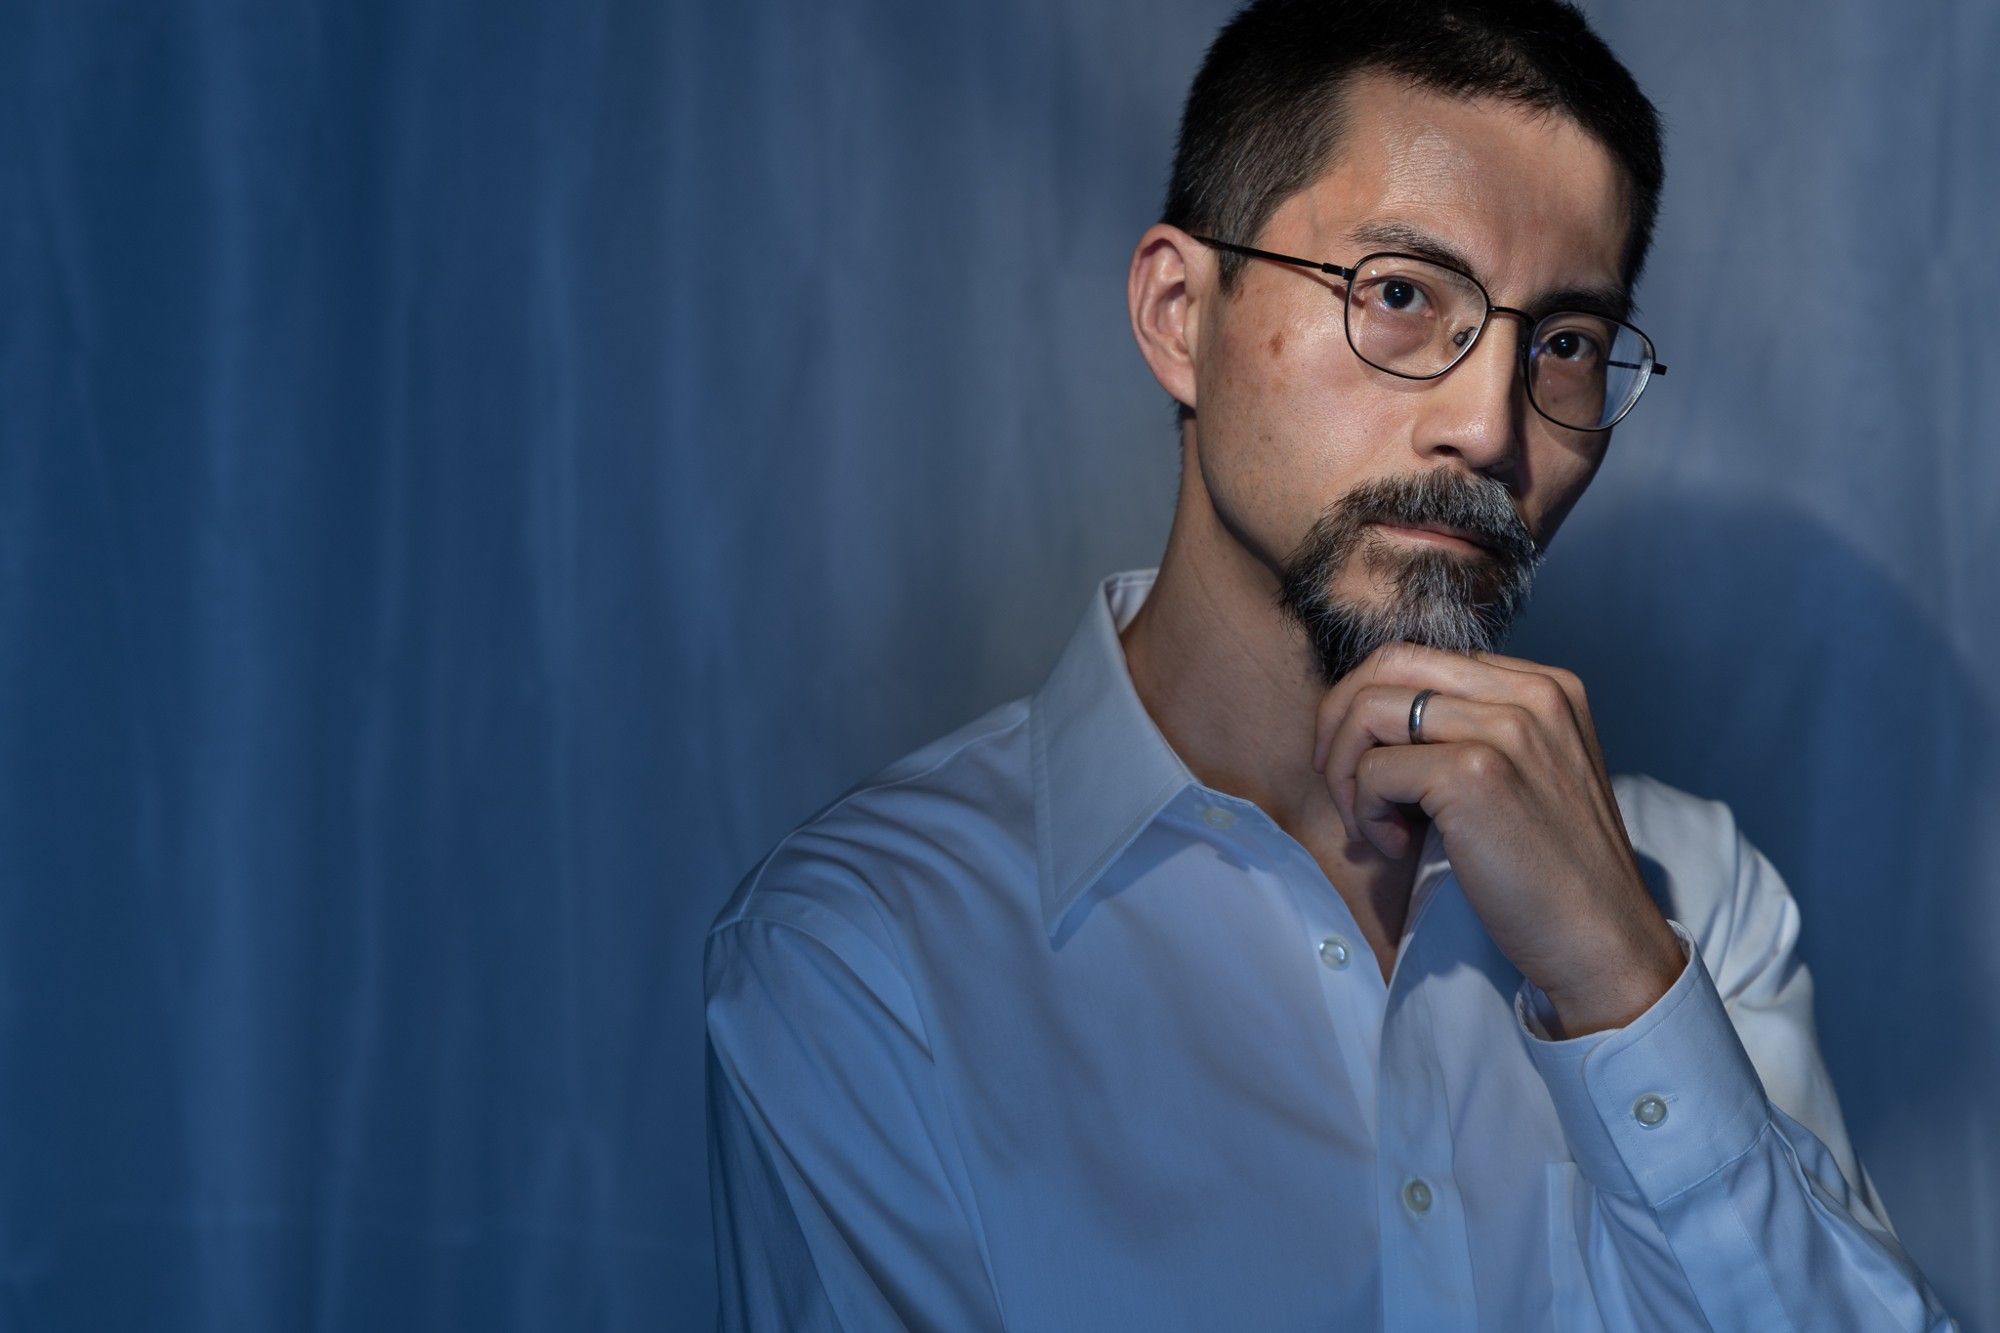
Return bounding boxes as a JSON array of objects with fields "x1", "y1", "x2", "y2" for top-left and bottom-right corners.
[
  {"x1": 1512, "y1": 823, "x2": 1959, "y2": 1330},
  {"x1": 704, "y1": 914, "x2": 1006, "y2": 1332}
]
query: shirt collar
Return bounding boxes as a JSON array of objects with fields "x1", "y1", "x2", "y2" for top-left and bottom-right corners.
[
  {"x1": 1029, "y1": 567, "x2": 1457, "y2": 945},
  {"x1": 1029, "y1": 569, "x2": 1195, "y2": 939}
]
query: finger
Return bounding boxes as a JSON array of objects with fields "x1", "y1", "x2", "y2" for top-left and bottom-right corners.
[
  {"x1": 1313, "y1": 641, "x2": 1594, "y2": 772},
  {"x1": 1458, "y1": 658, "x2": 1610, "y2": 790},
  {"x1": 1313, "y1": 642, "x2": 1531, "y2": 766},
  {"x1": 1317, "y1": 683, "x2": 1426, "y2": 840},
  {"x1": 1454, "y1": 652, "x2": 1600, "y2": 763},
  {"x1": 1311, "y1": 643, "x2": 1421, "y2": 765},
  {"x1": 1320, "y1": 688, "x2": 1534, "y2": 837},
  {"x1": 1313, "y1": 683, "x2": 1407, "y2": 842},
  {"x1": 1350, "y1": 743, "x2": 1444, "y2": 859},
  {"x1": 1353, "y1": 741, "x2": 1512, "y2": 858}
]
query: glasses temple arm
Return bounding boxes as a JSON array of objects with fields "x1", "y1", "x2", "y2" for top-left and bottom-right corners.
[{"x1": 1189, "y1": 236, "x2": 1354, "y2": 279}]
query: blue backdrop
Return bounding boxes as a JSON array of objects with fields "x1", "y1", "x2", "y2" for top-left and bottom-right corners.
[{"x1": 3, "y1": 1, "x2": 1994, "y2": 1328}]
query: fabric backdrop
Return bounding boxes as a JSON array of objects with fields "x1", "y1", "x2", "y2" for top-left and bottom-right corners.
[{"x1": 3, "y1": 0, "x2": 1993, "y2": 1328}]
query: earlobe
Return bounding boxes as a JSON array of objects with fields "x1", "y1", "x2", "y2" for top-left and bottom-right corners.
[{"x1": 1127, "y1": 225, "x2": 1202, "y2": 414}]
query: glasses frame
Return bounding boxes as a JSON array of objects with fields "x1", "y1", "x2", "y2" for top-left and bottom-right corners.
[{"x1": 1191, "y1": 235, "x2": 1666, "y2": 433}]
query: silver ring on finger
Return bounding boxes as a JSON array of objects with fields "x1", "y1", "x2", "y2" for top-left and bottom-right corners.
[{"x1": 1408, "y1": 688, "x2": 1439, "y2": 744}]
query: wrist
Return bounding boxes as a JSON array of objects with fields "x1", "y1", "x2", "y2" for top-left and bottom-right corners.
[{"x1": 1537, "y1": 917, "x2": 1686, "y2": 1039}]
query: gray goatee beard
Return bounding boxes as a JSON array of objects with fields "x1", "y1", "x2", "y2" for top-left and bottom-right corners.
[{"x1": 1273, "y1": 468, "x2": 1547, "y2": 690}]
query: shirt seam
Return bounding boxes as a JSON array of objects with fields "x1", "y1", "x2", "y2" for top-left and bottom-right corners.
[
  {"x1": 711, "y1": 705, "x2": 1031, "y2": 936},
  {"x1": 711, "y1": 915, "x2": 1010, "y2": 1330},
  {"x1": 706, "y1": 1040, "x2": 849, "y2": 1332},
  {"x1": 1648, "y1": 1110, "x2": 1775, "y2": 1211}
]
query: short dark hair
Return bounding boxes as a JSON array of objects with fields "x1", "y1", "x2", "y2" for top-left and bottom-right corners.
[{"x1": 1163, "y1": 0, "x2": 1665, "y2": 299}]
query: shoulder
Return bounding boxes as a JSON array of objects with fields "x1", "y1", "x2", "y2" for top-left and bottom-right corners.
[
  {"x1": 711, "y1": 694, "x2": 1032, "y2": 937},
  {"x1": 704, "y1": 697, "x2": 1034, "y2": 1037},
  {"x1": 1610, "y1": 772, "x2": 1803, "y2": 997}
]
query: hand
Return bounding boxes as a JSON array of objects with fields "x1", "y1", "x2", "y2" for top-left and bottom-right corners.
[{"x1": 1308, "y1": 641, "x2": 1684, "y2": 1037}]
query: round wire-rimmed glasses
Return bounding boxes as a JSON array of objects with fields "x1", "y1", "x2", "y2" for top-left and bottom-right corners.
[{"x1": 1192, "y1": 235, "x2": 1667, "y2": 432}]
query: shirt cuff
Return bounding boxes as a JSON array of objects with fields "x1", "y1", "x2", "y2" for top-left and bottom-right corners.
[{"x1": 1514, "y1": 918, "x2": 1772, "y2": 1207}]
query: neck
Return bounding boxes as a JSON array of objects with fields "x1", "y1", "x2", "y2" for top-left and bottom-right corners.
[{"x1": 1118, "y1": 428, "x2": 1426, "y2": 936}]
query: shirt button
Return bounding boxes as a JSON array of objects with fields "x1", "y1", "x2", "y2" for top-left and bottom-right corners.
[
  {"x1": 1317, "y1": 935, "x2": 1352, "y2": 970},
  {"x1": 1402, "y1": 1177, "x2": 1433, "y2": 1214},
  {"x1": 1201, "y1": 805, "x2": 1236, "y2": 830},
  {"x1": 1632, "y1": 1093, "x2": 1669, "y2": 1128}
]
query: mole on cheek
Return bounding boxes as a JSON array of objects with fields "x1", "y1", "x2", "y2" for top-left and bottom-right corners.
[{"x1": 1268, "y1": 329, "x2": 1285, "y2": 358}]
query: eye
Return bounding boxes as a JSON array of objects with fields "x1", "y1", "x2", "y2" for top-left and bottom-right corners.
[
  {"x1": 1542, "y1": 328, "x2": 1603, "y2": 363},
  {"x1": 1380, "y1": 279, "x2": 1421, "y2": 311},
  {"x1": 1349, "y1": 270, "x2": 1439, "y2": 316}
]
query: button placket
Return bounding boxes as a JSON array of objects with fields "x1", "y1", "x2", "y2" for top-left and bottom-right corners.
[{"x1": 1373, "y1": 928, "x2": 1480, "y2": 1329}]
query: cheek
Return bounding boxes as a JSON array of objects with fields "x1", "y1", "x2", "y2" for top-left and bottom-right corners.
[
  {"x1": 1527, "y1": 447, "x2": 1606, "y2": 544},
  {"x1": 1199, "y1": 332, "x2": 1398, "y2": 538},
  {"x1": 1210, "y1": 310, "x2": 1357, "y2": 448},
  {"x1": 1210, "y1": 319, "x2": 1291, "y2": 414}
]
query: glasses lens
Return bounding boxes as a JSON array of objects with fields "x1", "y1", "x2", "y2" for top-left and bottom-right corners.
[
  {"x1": 1343, "y1": 255, "x2": 1489, "y2": 378},
  {"x1": 1528, "y1": 314, "x2": 1655, "y2": 431}
]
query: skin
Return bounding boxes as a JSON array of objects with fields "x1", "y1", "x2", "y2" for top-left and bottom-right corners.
[{"x1": 1121, "y1": 70, "x2": 1683, "y2": 1036}]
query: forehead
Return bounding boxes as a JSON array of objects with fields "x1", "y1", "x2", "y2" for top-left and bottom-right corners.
[{"x1": 1273, "y1": 69, "x2": 1631, "y2": 301}]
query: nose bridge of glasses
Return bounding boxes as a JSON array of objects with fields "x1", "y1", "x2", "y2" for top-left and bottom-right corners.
[
  {"x1": 1484, "y1": 304, "x2": 1537, "y2": 354},
  {"x1": 1461, "y1": 302, "x2": 1535, "y2": 372}
]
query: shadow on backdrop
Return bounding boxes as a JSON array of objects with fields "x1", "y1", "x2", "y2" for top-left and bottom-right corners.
[{"x1": 1510, "y1": 488, "x2": 1997, "y2": 1323}]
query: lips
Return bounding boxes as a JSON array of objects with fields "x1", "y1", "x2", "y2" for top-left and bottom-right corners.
[
  {"x1": 1414, "y1": 524, "x2": 1491, "y2": 549},
  {"x1": 1376, "y1": 521, "x2": 1494, "y2": 553}
]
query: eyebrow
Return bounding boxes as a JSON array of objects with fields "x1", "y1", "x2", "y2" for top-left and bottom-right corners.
[{"x1": 1346, "y1": 219, "x2": 1636, "y2": 322}]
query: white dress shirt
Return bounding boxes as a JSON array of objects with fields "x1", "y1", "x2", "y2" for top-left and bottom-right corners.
[{"x1": 705, "y1": 566, "x2": 1957, "y2": 1330}]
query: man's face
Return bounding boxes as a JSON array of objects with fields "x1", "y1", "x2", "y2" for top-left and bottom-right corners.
[{"x1": 1186, "y1": 72, "x2": 1633, "y2": 688}]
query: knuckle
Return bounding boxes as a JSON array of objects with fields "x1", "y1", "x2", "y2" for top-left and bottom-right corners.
[
  {"x1": 1496, "y1": 704, "x2": 1534, "y2": 749},
  {"x1": 1456, "y1": 742, "x2": 1507, "y2": 786},
  {"x1": 1527, "y1": 673, "x2": 1569, "y2": 714}
]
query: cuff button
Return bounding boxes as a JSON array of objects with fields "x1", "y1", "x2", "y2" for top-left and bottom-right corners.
[{"x1": 1632, "y1": 1093, "x2": 1669, "y2": 1128}]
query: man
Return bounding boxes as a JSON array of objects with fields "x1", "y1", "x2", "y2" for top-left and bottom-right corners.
[{"x1": 705, "y1": 1, "x2": 1959, "y2": 1328}]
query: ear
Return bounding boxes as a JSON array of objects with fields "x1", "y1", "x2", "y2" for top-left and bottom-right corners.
[{"x1": 1126, "y1": 224, "x2": 1208, "y2": 415}]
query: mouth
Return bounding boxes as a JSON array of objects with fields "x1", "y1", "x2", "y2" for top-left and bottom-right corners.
[{"x1": 1372, "y1": 521, "x2": 1494, "y2": 555}]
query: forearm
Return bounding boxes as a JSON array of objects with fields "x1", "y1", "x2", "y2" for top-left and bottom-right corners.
[{"x1": 1521, "y1": 920, "x2": 1957, "y2": 1330}]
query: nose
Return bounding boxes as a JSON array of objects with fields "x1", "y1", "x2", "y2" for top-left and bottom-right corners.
[{"x1": 1410, "y1": 310, "x2": 1531, "y2": 473}]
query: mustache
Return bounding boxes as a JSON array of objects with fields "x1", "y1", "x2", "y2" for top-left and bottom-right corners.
[
  {"x1": 1355, "y1": 474, "x2": 1538, "y2": 563},
  {"x1": 1272, "y1": 469, "x2": 1549, "y2": 690}
]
